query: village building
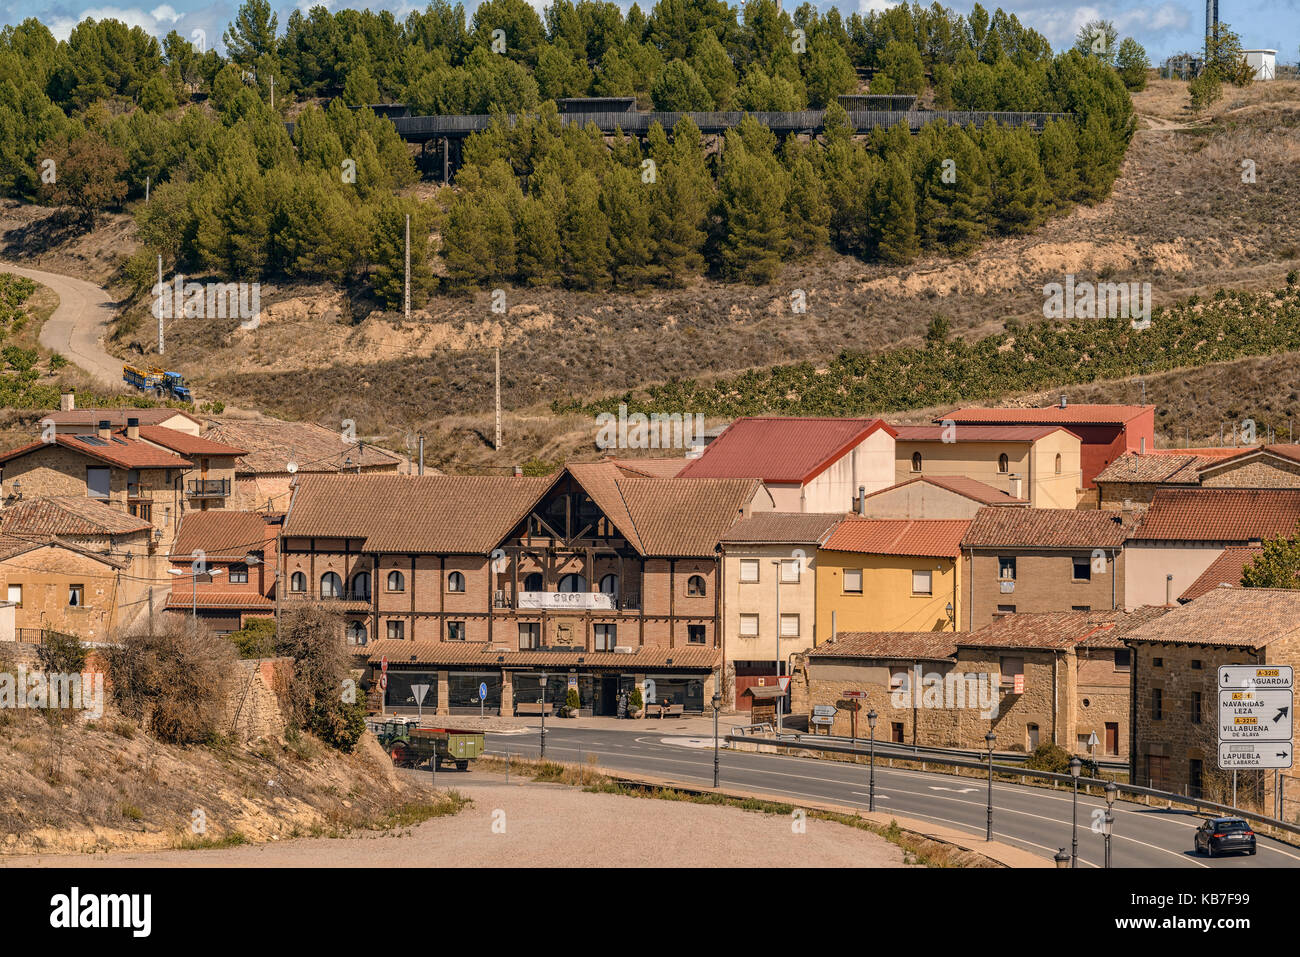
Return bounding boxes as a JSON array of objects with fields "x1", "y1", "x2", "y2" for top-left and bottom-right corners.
[
  {"x1": 793, "y1": 608, "x2": 1163, "y2": 757},
  {"x1": 815, "y1": 518, "x2": 970, "y2": 639},
  {"x1": 938, "y1": 402, "x2": 1155, "y2": 497},
  {"x1": 281, "y1": 464, "x2": 768, "y2": 717},
  {"x1": 961, "y1": 507, "x2": 1137, "y2": 627},
  {"x1": 0, "y1": 534, "x2": 129, "y2": 641},
  {"x1": 1125, "y1": 588, "x2": 1300, "y2": 810},
  {"x1": 889, "y1": 424, "x2": 1081, "y2": 508},
  {"x1": 200, "y1": 417, "x2": 406, "y2": 512},
  {"x1": 1095, "y1": 447, "x2": 1245, "y2": 509},
  {"x1": 677, "y1": 416, "x2": 897, "y2": 512},
  {"x1": 165, "y1": 510, "x2": 279, "y2": 634},
  {"x1": 717, "y1": 512, "x2": 839, "y2": 710},
  {"x1": 1123, "y1": 488, "x2": 1300, "y2": 609},
  {"x1": 44, "y1": 393, "x2": 203, "y2": 436},
  {"x1": 859, "y1": 475, "x2": 1027, "y2": 520}
]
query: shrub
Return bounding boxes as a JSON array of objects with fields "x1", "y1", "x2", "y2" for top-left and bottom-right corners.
[
  {"x1": 628, "y1": 686, "x2": 643, "y2": 712},
  {"x1": 106, "y1": 618, "x2": 236, "y2": 744},
  {"x1": 565, "y1": 687, "x2": 581, "y2": 715},
  {"x1": 1024, "y1": 742, "x2": 1073, "y2": 773},
  {"x1": 36, "y1": 630, "x2": 87, "y2": 675},
  {"x1": 228, "y1": 617, "x2": 276, "y2": 659},
  {"x1": 274, "y1": 605, "x2": 364, "y2": 752}
]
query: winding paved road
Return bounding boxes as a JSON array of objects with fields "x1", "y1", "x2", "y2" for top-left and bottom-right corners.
[
  {"x1": 1, "y1": 261, "x2": 121, "y2": 386},
  {"x1": 488, "y1": 727, "x2": 1300, "y2": 869}
]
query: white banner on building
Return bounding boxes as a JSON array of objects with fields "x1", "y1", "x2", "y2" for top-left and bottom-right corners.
[{"x1": 517, "y1": 591, "x2": 615, "y2": 611}]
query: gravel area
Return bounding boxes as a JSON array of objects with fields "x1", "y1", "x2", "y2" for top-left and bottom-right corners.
[{"x1": 6, "y1": 771, "x2": 910, "y2": 868}]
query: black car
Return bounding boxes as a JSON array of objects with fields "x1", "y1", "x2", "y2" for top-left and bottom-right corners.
[{"x1": 1194, "y1": 817, "x2": 1257, "y2": 857}]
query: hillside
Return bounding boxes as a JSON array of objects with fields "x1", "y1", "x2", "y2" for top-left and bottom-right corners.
[{"x1": 2, "y1": 80, "x2": 1297, "y2": 468}]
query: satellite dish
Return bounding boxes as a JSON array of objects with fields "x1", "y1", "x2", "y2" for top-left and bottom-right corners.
[{"x1": 287, "y1": 461, "x2": 298, "y2": 474}]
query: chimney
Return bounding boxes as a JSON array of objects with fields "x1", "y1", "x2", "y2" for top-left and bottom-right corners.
[
  {"x1": 1140, "y1": 437, "x2": 1146, "y2": 454},
  {"x1": 1008, "y1": 473, "x2": 1022, "y2": 499},
  {"x1": 513, "y1": 465, "x2": 523, "y2": 477},
  {"x1": 1165, "y1": 573, "x2": 1174, "y2": 606},
  {"x1": 857, "y1": 485, "x2": 866, "y2": 516},
  {"x1": 60, "y1": 390, "x2": 75, "y2": 412},
  {"x1": 126, "y1": 417, "x2": 140, "y2": 440},
  {"x1": 1059, "y1": 395, "x2": 1068, "y2": 409},
  {"x1": 97, "y1": 419, "x2": 111, "y2": 441}
]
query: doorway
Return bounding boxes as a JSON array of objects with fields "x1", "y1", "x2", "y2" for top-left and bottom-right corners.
[{"x1": 596, "y1": 675, "x2": 619, "y2": 716}]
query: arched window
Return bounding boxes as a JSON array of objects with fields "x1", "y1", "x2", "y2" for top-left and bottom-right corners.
[
  {"x1": 523, "y1": 572, "x2": 543, "y2": 591},
  {"x1": 687, "y1": 575, "x2": 706, "y2": 597},
  {"x1": 351, "y1": 571, "x2": 371, "y2": 600},
  {"x1": 290, "y1": 571, "x2": 306, "y2": 593},
  {"x1": 346, "y1": 621, "x2": 367, "y2": 646},
  {"x1": 998, "y1": 453, "x2": 1009, "y2": 473},
  {"x1": 559, "y1": 573, "x2": 587, "y2": 592},
  {"x1": 1055, "y1": 453, "x2": 1063, "y2": 475},
  {"x1": 600, "y1": 574, "x2": 619, "y2": 598},
  {"x1": 911, "y1": 452, "x2": 922, "y2": 472},
  {"x1": 387, "y1": 570, "x2": 405, "y2": 592},
  {"x1": 448, "y1": 571, "x2": 465, "y2": 592},
  {"x1": 320, "y1": 572, "x2": 342, "y2": 598}
]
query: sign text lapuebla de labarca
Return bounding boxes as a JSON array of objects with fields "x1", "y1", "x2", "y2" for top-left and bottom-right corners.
[{"x1": 1218, "y1": 665, "x2": 1294, "y2": 770}]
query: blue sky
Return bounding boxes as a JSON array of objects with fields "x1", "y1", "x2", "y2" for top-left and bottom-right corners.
[{"x1": 2, "y1": 0, "x2": 1295, "y2": 64}]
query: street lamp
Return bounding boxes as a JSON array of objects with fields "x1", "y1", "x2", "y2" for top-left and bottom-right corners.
[
  {"x1": 771, "y1": 559, "x2": 785, "y2": 731},
  {"x1": 1069, "y1": 756, "x2": 1083, "y2": 868},
  {"x1": 711, "y1": 691, "x2": 722, "y2": 787},
  {"x1": 867, "y1": 709, "x2": 878, "y2": 812},
  {"x1": 1054, "y1": 848, "x2": 1070, "y2": 869},
  {"x1": 944, "y1": 601, "x2": 955, "y2": 630},
  {"x1": 539, "y1": 673, "x2": 549, "y2": 759},
  {"x1": 985, "y1": 731, "x2": 996, "y2": 841},
  {"x1": 1104, "y1": 781, "x2": 1118, "y2": 869},
  {"x1": 167, "y1": 564, "x2": 224, "y2": 619}
]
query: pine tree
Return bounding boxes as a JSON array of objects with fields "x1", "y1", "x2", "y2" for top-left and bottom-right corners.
[
  {"x1": 716, "y1": 134, "x2": 789, "y2": 282},
  {"x1": 645, "y1": 119, "x2": 711, "y2": 284},
  {"x1": 915, "y1": 122, "x2": 990, "y2": 257},
  {"x1": 983, "y1": 123, "x2": 1046, "y2": 235},
  {"x1": 368, "y1": 195, "x2": 436, "y2": 308},
  {"x1": 558, "y1": 169, "x2": 611, "y2": 288},
  {"x1": 689, "y1": 31, "x2": 737, "y2": 110},
  {"x1": 784, "y1": 152, "x2": 830, "y2": 257},
  {"x1": 650, "y1": 59, "x2": 712, "y2": 111},
  {"x1": 515, "y1": 192, "x2": 562, "y2": 285},
  {"x1": 872, "y1": 155, "x2": 918, "y2": 264},
  {"x1": 1038, "y1": 118, "x2": 1078, "y2": 213},
  {"x1": 600, "y1": 164, "x2": 655, "y2": 286},
  {"x1": 224, "y1": 0, "x2": 279, "y2": 69}
]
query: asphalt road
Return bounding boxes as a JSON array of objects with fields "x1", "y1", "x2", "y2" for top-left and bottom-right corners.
[{"x1": 486, "y1": 726, "x2": 1300, "y2": 868}]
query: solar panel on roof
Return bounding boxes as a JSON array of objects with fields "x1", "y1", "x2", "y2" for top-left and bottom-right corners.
[{"x1": 77, "y1": 436, "x2": 107, "y2": 446}]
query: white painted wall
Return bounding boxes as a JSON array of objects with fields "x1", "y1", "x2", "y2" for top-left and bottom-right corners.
[{"x1": 1124, "y1": 541, "x2": 1228, "y2": 609}]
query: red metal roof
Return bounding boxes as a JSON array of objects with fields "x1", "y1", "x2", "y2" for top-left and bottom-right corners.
[
  {"x1": 938, "y1": 405, "x2": 1153, "y2": 425},
  {"x1": 892, "y1": 424, "x2": 1076, "y2": 443},
  {"x1": 677, "y1": 417, "x2": 896, "y2": 484},
  {"x1": 823, "y1": 518, "x2": 971, "y2": 558},
  {"x1": 1135, "y1": 489, "x2": 1300, "y2": 542}
]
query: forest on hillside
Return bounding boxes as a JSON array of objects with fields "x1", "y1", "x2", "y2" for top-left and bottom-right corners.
[{"x1": 0, "y1": 0, "x2": 1137, "y2": 299}]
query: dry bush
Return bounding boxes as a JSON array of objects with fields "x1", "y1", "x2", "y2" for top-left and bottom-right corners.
[
  {"x1": 105, "y1": 615, "x2": 236, "y2": 744},
  {"x1": 273, "y1": 604, "x2": 366, "y2": 750}
]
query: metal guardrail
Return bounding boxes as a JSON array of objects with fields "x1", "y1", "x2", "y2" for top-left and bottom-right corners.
[
  {"x1": 726, "y1": 733, "x2": 1300, "y2": 841},
  {"x1": 792, "y1": 731, "x2": 1129, "y2": 773}
]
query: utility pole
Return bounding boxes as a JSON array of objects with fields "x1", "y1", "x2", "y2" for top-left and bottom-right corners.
[
  {"x1": 418, "y1": 434, "x2": 425, "y2": 476},
  {"x1": 494, "y1": 347, "x2": 502, "y2": 451},
  {"x1": 404, "y1": 213, "x2": 411, "y2": 321},
  {"x1": 270, "y1": 75, "x2": 275, "y2": 111},
  {"x1": 145, "y1": 176, "x2": 150, "y2": 203},
  {"x1": 157, "y1": 254, "x2": 164, "y2": 356}
]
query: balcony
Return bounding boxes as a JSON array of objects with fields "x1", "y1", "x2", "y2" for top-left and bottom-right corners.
[
  {"x1": 493, "y1": 591, "x2": 640, "y2": 611},
  {"x1": 187, "y1": 478, "x2": 231, "y2": 498}
]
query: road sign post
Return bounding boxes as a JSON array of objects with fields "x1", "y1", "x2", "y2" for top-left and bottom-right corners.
[
  {"x1": 1217, "y1": 666, "x2": 1293, "y2": 789},
  {"x1": 479, "y1": 681, "x2": 488, "y2": 718}
]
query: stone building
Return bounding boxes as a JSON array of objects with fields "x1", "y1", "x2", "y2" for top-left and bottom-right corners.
[
  {"x1": 165, "y1": 509, "x2": 279, "y2": 633},
  {"x1": 860, "y1": 475, "x2": 1027, "y2": 520},
  {"x1": 794, "y1": 608, "x2": 1164, "y2": 756},
  {"x1": 1096, "y1": 444, "x2": 1300, "y2": 509},
  {"x1": 282, "y1": 463, "x2": 769, "y2": 716},
  {"x1": 0, "y1": 535, "x2": 128, "y2": 641},
  {"x1": 1125, "y1": 588, "x2": 1300, "y2": 811},
  {"x1": 961, "y1": 507, "x2": 1137, "y2": 627}
]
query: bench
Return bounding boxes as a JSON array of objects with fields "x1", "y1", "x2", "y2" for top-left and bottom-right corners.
[
  {"x1": 645, "y1": 703, "x2": 684, "y2": 718},
  {"x1": 516, "y1": 702, "x2": 554, "y2": 716},
  {"x1": 664, "y1": 704, "x2": 684, "y2": 718},
  {"x1": 644, "y1": 704, "x2": 664, "y2": 718}
]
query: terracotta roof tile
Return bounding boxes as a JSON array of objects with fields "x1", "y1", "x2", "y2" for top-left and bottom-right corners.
[
  {"x1": 1134, "y1": 489, "x2": 1300, "y2": 542},
  {"x1": 939, "y1": 405, "x2": 1153, "y2": 425},
  {"x1": 677, "y1": 417, "x2": 896, "y2": 483},
  {"x1": 44, "y1": 408, "x2": 202, "y2": 428},
  {"x1": 365, "y1": 639, "x2": 719, "y2": 669},
  {"x1": 172, "y1": 510, "x2": 277, "y2": 562},
  {"x1": 608, "y1": 457, "x2": 690, "y2": 479},
  {"x1": 1095, "y1": 451, "x2": 1220, "y2": 485},
  {"x1": 1179, "y1": 546, "x2": 1267, "y2": 602},
  {"x1": 720, "y1": 512, "x2": 842, "y2": 545},
  {"x1": 0, "y1": 434, "x2": 192, "y2": 470},
  {"x1": 824, "y1": 518, "x2": 971, "y2": 558},
  {"x1": 958, "y1": 609, "x2": 1166, "y2": 650},
  {"x1": 135, "y1": 425, "x2": 246, "y2": 457},
  {"x1": 867, "y1": 475, "x2": 1027, "y2": 506},
  {"x1": 615, "y1": 476, "x2": 759, "y2": 557},
  {"x1": 163, "y1": 591, "x2": 275, "y2": 610},
  {"x1": 0, "y1": 497, "x2": 151, "y2": 537},
  {"x1": 963, "y1": 507, "x2": 1136, "y2": 549},
  {"x1": 808, "y1": 631, "x2": 958, "y2": 661},
  {"x1": 1124, "y1": 588, "x2": 1300, "y2": 647},
  {"x1": 1197, "y1": 444, "x2": 1300, "y2": 477},
  {"x1": 202, "y1": 419, "x2": 405, "y2": 474}
]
